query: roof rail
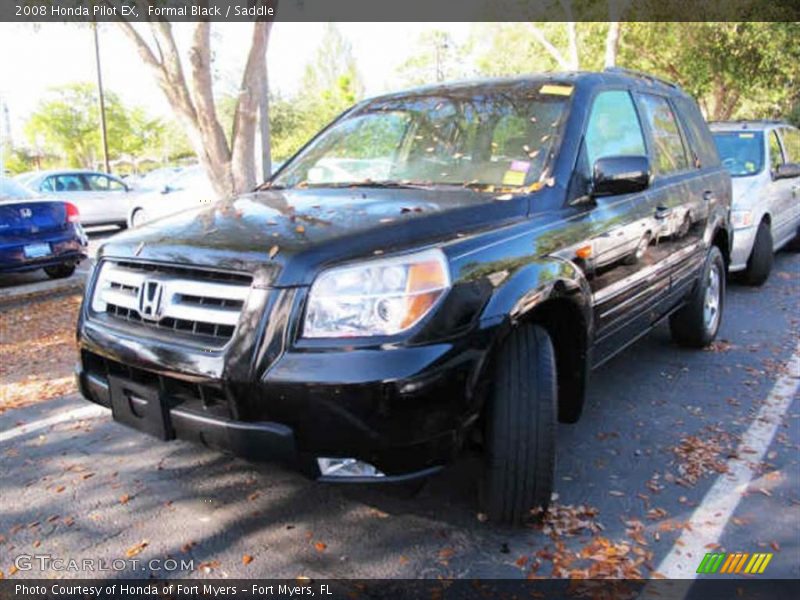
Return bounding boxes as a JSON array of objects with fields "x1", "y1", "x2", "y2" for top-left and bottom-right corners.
[
  {"x1": 604, "y1": 67, "x2": 678, "y2": 89},
  {"x1": 709, "y1": 119, "x2": 787, "y2": 125}
]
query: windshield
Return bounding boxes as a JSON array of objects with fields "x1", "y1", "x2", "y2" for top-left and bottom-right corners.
[
  {"x1": 272, "y1": 85, "x2": 571, "y2": 190},
  {"x1": 712, "y1": 131, "x2": 764, "y2": 177},
  {"x1": 0, "y1": 178, "x2": 34, "y2": 201}
]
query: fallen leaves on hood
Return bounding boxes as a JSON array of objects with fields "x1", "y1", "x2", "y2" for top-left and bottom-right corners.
[
  {"x1": 242, "y1": 554, "x2": 254, "y2": 565},
  {"x1": 269, "y1": 245, "x2": 280, "y2": 259}
]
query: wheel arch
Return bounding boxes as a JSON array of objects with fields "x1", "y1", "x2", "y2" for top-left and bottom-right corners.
[{"x1": 478, "y1": 258, "x2": 593, "y2": 424}]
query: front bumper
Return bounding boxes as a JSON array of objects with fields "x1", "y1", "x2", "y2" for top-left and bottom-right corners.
[
  {"x1": 729, "y1": 225, "x2": 757, "y2": 272},
  {"x1": 76, "y1": 318, "x2": 494, "y2": 481}
]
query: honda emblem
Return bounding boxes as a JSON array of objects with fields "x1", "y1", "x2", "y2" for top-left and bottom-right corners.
[
  {"x1": 19, "y1": 208, "x2": 32, "y2": 218},
  {"x1": 138, "y1": 280, "x2": 165, "y2": 321}
]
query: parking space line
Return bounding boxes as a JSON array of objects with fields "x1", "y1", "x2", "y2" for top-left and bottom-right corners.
[
  {"x1": 655, "y1": 342, "x2": 800, "y2": 579},
  {"x1": 0, "y1": 404, "x2": 106, "y2": 444}
]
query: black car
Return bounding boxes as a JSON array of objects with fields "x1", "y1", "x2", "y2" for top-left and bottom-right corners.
[{"x1": 76, "y1": 69, "x2": 732, "y2": 525}]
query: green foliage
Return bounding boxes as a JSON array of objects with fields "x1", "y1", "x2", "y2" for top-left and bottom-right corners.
[
  {"x1": 268, "y1": 24, "x2": 365, "y2": 161},
  {"x1": 24, "y1": 82, "x2": 170, "y2": 168},
  {"x1": 469, "y1": 22, "x2": 800, "y2": 123},
  {"x1": 396, "y1": 29, "x2": 472, "y2": 87}
]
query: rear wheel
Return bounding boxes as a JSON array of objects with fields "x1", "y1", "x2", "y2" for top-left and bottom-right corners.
[
  {"x1": 481, "y1": 324, "x2": 556, "y2": 526},
  {"x1": 670, "y1": 245, "x2": 725, "y2": 348},
  {"x1": 130, "y1": 208, "x2": 148, "y2": 228},
  {"x1": 624, "y1": 232, "x2": 651, "y2": 265},
  {"x1": 741, "y1": 220, "x2": 773, "y2": 286},
  {"x1": 44, "y1": 263, "x2": 76, "y2": 279}
]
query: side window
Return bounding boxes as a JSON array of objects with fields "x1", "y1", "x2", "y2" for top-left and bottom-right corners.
[
  {"x1": 585, "y1": 90, "x2": 647, "y2": 167},
  {"x1": 638, "y1": 94, "x2": 690, "y2": 175},
  {"x1": 85, "y1": 174, "x2": 126, "y2": 192},
  {"x1": 40, "y1": 177, "x2": 55, "y2": 192},
  {"x1": 53, "y1": 175, "x2": 86, "y2": 192},
  {"x1": 673, "y1": 96, "x2": 720, "y2": 168},
  {"x1": 781, "y1": 128, "x2": 800, "y2": 164},
  {"x1": 768, "y1": 131, "x2": 785, "y2": 171}
]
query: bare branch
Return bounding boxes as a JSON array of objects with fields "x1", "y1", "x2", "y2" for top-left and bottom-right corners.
[{"x1": 528, "y1": 23, "x2": 570, "y2": 70}]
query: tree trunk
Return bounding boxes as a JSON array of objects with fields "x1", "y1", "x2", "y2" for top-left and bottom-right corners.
[
  {"x1": 260, "y1": 70, "x2": 272, "y2": 182},
  {"x1": 116, "y1": 20, "x2": 273, "y2": 199},
  {"x1": 604, "y1": 22, "x2": 621, "y2": 68}
]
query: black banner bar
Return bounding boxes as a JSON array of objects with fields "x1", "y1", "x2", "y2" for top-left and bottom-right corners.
[
  {"x1": 3, "y1": 0, "x2": 800, "y2": 23},
  {"x1": 2, "y1": 579, "x2": 800, "y2": 600}
]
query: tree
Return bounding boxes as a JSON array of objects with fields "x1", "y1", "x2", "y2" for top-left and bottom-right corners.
[
  {"x1": 396, "y1": 30, "x2": 472, "y2": 87},
  {"x1": 25, "y1": 82, "x2": 166, "y2": 168},
  {"x1": 115, "y1": 12, "x2": 273, "y2": 197},
  {"x1": 297, "y1": 24, "x2": 363, "y2": 127},
  {"x1": 622, "y1": 23, "x2": 800, "y2": 120}
]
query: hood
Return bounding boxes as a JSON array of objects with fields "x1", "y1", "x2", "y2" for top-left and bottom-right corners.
[
  {"x1": 730, "y1": 175, "x2": 763, "y2": 211},
  {"x1": 98, "y1": 187, "x2": 528, "y2": 287}
]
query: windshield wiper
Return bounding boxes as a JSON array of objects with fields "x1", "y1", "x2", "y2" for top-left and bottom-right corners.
[{"x1": 300, "y1": 181, "x2": 437, "y2": 190}]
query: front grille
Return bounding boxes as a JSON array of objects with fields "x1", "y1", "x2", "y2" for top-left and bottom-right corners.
[
  {"x1": 83, "y1": 350, "x2": 233, "y2": 419},
  {"x1": 91, "y1": 260, "x2": 252, "y2": 347}
]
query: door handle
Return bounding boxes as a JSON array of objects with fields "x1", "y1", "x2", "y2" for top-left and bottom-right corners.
[
  {"x1": 655, "y1": 206, "x2": 673, "y2": 220},
  {"x1": 703, "y1": 190, "x2": 715, "y2": 202}
]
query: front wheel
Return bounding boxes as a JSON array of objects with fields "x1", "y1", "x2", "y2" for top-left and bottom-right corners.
[
  {"x1": 481, "y1": 324, "x2": 556, "y2": 526},
  {"x1": 44, "y1": 263, "x2": 76, "y2": 279},
  {"x1": 669, "y1": 245, "x2": 725, "y2": 348}
]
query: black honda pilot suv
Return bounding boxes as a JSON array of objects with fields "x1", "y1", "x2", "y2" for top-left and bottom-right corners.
[{"x1": 77, "y1": 70, "x2": 732, "y2": 525}]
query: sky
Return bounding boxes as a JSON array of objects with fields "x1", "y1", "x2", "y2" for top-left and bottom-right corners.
[{"x1": 0, "y1": 22, "x2": 474, "y2": 144}]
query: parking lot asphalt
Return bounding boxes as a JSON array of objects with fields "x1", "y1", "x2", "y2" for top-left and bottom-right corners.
[{"x1": 0, "y1": 251, "x2": 798, "y2": 581}]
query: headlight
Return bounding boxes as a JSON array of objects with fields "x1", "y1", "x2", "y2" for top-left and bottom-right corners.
[
  {"x1": 731, "y1": 210, "x2": 754, "y2": 229},
  {"x1": 303, "y1": 249, "x2": 450, "y2": 338}
]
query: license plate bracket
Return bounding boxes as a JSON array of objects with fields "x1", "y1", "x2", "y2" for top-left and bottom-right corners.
[
  {"x1": 23, "y1": 243, "x2": 51, "y2": 259},
  {"x1": 109, "y1": 376, "x2": 172, "y2": 441}
]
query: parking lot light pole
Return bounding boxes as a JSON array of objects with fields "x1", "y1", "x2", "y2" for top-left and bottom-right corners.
[{"x1": 93, "y1": 22, "x2": 111, "y2": 174}]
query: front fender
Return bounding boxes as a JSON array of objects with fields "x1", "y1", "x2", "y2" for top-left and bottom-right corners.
[{"x1": 479, "y1": 256, "x2": 593, "y2": 329}]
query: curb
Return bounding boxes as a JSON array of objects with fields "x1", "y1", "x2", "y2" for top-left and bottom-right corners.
[{"x1": 0, "y1": 276, "x2": 86, "y2": 304}]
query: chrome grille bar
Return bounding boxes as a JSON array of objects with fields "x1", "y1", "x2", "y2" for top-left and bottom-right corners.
[{"x1": 91, "y1": 261, "x2": 252, "y2": 344}]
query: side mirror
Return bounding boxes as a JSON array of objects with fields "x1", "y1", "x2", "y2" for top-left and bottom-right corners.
[
  {"x1": 774, "y1": 163, "x2": 800, "y2": 180},
  {"x1": 592, "y1": 155, "x2": 651, "y2": 197}
]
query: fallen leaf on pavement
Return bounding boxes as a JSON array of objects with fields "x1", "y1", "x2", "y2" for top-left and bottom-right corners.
[{"x1": 125, "y1": 540, "x2": 149, "y2": 558}]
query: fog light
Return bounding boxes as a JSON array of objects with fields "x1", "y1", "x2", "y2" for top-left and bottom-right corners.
[{"x1": 317, "y1": 457, "x2": 386, "y2": 478}]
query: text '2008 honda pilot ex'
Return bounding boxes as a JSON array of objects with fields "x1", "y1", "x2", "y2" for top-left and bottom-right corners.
[{"x1": 77, "y1": 69, "x2": 732, "y2": 525}]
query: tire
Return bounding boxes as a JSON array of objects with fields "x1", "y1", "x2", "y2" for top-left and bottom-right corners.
[
  {"x1": 624, "y1": 232, "x2": 651, "y2": 265},
  {"x1": 786, "y1": 225, "x2": 800, "y2": 252},
  {"x1": 481, "y1": 324, "x2": 556, "y2": 526},
  {"x1": 130, "y1": 208, "x2": 148, "y2": 228},
  {"x1": 44, "y1": 263, "x2": 76, "y2": 279},
  {"x1": 669, "y1": 245, "x2": 725, "y2": 348},
  {"x1": 741, "y1": 220, "x2": 773, "y2": 286}
]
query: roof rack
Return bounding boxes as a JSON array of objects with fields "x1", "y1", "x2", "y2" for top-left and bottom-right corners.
[{"x1": 603, "y1": 67, "x2": 678, "y2": 89}]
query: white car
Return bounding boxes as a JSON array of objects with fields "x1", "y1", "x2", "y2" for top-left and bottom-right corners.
[
  {"x1": 127, "y1": 166, "x2": 217, "y2": 228},
  {"x1": 711, "y1": 121, "x2": 800, "y2": 285},
  {"x1": 16, "y1": 169, "x2": 137, "y2": 228}
]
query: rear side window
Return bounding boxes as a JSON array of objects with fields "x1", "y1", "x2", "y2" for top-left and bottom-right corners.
[
  {"x1": 584, "y1": 90, "x2": 647, "y2": 167},
  {"x1": 781, "y1": 128, "x2": 800, "y2": 163},
  {"x1": 768, "y1": 131, "x2": 785, "y2": 170},
  {"x1": 638, "y1": 94, "x2": 690, "y2": 175},
  {"x1": 85, "y1": 174, "x2": 126, "y2": 192},
  {"x1": 672, "y1": 96, "x2": 720, "y2": 168},
  {"x1": 48, "y1": 174, "x2": 87, "y2": 192}
]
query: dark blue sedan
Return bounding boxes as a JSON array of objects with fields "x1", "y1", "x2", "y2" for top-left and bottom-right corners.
[{"x1": 0, "y1": 178, "x2": 88, "y2": 279}]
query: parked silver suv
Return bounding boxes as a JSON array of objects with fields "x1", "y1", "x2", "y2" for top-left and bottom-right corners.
[{"x1": 711, "y1": 121, "x2": 800, "y2": 285}]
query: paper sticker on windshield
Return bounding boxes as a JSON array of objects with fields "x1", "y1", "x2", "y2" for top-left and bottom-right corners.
[
  {"x1": 510, "y1": 160, "x2": 530, "y2": 172},
  {"x1": 540, "y1": 84, "x2": 573, "y2": 96},
  {"x1": 739, "y1": 133, "x2": 755, "y2": 138},
  {"x1": 502, "y1": 170, "x2": 526, "y2": 186}
]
